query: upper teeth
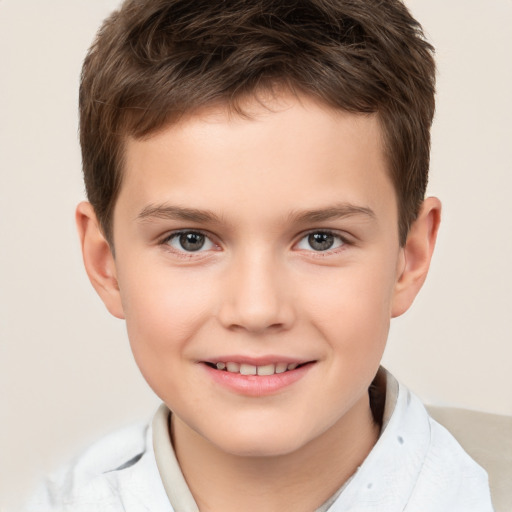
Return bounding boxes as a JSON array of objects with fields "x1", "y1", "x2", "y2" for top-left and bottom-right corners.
[{"x1": 215, "y1": 362, "x2": 299, "y2": 375}]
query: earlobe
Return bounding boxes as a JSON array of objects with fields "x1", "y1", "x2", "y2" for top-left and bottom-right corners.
[
  {"x1": 75, "y1": 201, "x2": 125, "y2": 319},
  {"x1": 391, "y1": 197, "x2": 441, "y2": 318}
]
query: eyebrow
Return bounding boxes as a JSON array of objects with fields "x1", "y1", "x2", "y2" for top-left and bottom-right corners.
[
  {"x1": 137, "y1": 202, "x2": 375, "y2": 225},
  {"x1": 287, "y1": 204, "x2": 376, "y2": 224},
  {"x1": 136, "y1": 204, "x2": 223, "y2": 224}
]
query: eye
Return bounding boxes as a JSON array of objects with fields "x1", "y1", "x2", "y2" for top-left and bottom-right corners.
[
  {"x1": 164, "y1": 231, "x2": 216, "y2": 252},
  {"x1": 296, "y1": 231, "x2": 346, "y2": 252}
]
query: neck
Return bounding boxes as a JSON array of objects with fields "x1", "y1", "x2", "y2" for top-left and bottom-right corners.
[{"x1": 172, "y1": 393, "x2": 380, "y2": 512}]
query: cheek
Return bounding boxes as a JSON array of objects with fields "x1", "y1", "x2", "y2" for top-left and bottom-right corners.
[
  {"x1": 303, "y1": 259, "x2": 397, "y2": 351},
  {"x1": 117, "y1": 265, "x2": 215, "y2": 384},
  {"x1": 121, "y1": 262, "x2": 213, "y2": 327}
]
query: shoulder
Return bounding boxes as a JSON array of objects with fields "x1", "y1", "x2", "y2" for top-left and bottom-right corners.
[
  {"x1": 63, "y1": 421, "x2": 149, "y2": 477},
  {"x1": 26, "y1": 421, "x2": 172, "y2": 512},
  {"x1": 329, "y1": 372, "x2": 494, "y2": 512},
  {"x1": 397, "y1": 386, "x2": 494, "y2": 511},
  {"x1": 427, "y1": 405, "x2": 512, "y2": 512},
  {"x1": 405, "y1": 414, "x2": 492, "y2": 511}
]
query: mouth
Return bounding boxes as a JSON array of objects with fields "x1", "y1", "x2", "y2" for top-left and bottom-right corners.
[
  {"x1": 200, "y1": 358, "x2": 316, "y2": 396},
  {"x1": 203, "y1": 361, "x2": 312, "y2": 376}
]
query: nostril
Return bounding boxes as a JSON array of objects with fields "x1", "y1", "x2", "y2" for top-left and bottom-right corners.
[{"x1": 225, "y1": 321, "x2": 286, "y2": 334}]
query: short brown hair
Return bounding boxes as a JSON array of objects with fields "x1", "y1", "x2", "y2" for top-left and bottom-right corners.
[{"x1": 80, "y1": 0, "x2": 435, "y2": 246}]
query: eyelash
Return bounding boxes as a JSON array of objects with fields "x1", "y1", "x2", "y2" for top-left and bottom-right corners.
[
  {"x1": 159, "y1": 230, "x2": 219, "y2": 259},
  {"x1": 295, "y1": 230, "x2": 350, "y2": 255},
  {"x1": 158, "y1": 229, "x2": 351, "y2": 256}
]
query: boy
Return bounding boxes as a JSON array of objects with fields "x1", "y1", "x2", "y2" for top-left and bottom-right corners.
[{"x1": 29, "y1": 0, "x2": 494, "y2": 510}]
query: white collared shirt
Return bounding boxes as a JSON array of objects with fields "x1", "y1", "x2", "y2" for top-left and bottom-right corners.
[{"x1": 27, "y1": 370, "x2": 494, "y2": 511}]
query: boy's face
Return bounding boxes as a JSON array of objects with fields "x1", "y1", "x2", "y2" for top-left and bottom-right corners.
[{"x1": 100, "y1": 94, "x2": 411, "y2": 456}]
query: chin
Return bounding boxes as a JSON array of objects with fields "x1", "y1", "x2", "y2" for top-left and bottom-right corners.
[{"x1": 207, "y1": 424, "x2": 315, "y2": 458}]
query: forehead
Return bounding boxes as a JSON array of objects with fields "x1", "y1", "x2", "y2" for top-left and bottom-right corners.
[{"x1": 117, "y1": 93, "x2": 396, "y2": 227}]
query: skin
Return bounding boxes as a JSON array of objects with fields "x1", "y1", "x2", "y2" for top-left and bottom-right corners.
[{"x1": 77, "y1": 93, "x2": 441, "y2": 512}]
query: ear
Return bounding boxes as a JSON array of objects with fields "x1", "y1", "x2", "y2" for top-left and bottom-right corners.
[
  {"x1": 76, "y1": 201, "x2": 125, "y2": 319},
  {"x1": 391, "y1": 197, "x2": 442, "y2": 318}
]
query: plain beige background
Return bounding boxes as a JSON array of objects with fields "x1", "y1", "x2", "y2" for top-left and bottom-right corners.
[{"x1": 1, "y1": 0, "x2": 511, "y2": 509}]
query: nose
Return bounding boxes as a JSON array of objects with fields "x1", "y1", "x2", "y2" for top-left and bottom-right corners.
[{"x1": 217, "y1": 250, "x2": 296, "y2": 334}]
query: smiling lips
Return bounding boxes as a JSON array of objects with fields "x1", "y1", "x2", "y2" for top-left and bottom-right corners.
[
  {"x1": 202, "y1": 359, "x2": 315, "y2": 396},
  {"x1": 206, "y1": 361, "x2": 302, "y2": 376}
]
